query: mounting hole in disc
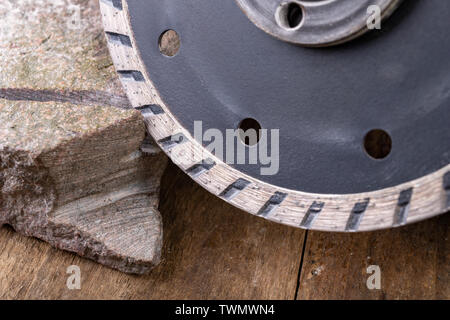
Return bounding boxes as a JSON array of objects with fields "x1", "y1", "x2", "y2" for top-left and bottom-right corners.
[
  {"x1": 238, "y1": 118, "x2": 262, "y2": 146},
  {"x1": 364, "y1": 129, "x2": 392, "y2": 159},
  {"x1": 158, "y1": 30, "x2": 180, "y2": 57}
]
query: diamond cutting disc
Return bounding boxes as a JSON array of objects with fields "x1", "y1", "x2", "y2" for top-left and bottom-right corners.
[{"x1": 101, "y1": 0, "x2": 450, "y2": 232}]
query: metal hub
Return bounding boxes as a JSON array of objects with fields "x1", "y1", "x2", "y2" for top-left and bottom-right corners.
[
  {"x1": 236, "y1": 0, "x2": 402, "y2": 46},
  {"x1": 101, "y1": 0, "x2": 450, "y2": 231}
]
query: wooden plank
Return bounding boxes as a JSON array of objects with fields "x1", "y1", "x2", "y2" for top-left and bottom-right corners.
[
  {"x1": 0, "y1": 162, "x2": 306, "y2": 299},
  {"x1": 297, "y1": 214, "x2": 449, "y2": 300}
]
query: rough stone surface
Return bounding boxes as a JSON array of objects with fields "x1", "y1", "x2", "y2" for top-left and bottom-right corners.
[
  {"x1": 0, "y1": 0, "x2": 167, "y2": 274},
  {"x1": 0, "y1": 0, "x2": 120, "y2": 92}
]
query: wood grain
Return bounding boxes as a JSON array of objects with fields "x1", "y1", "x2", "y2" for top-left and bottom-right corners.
[
  {"x1": 0, "y1": 162, "x2": 306, "y2": 300},
  {"x1": 297, "y1": 214, "x2": 449, "y2": 300},
  {"x1": 0, "y1": 162, "x2": 448, "y2": 299}
]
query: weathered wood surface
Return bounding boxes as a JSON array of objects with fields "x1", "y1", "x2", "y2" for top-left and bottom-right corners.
[
  {"x1": 0, "y1": 162, "x2": 448, "y2": 299},
  {"x1": 0, "y1": 0, "x2": 167, "y2": 274},
  {"x1": 298, "y1": 215, "x2": 449, "y2": 300},
  {"x1": 0, "y1": 162, "x2": 306, "y2": 299}
]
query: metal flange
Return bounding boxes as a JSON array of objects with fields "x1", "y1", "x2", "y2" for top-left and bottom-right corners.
[
  {"x1": 235, "y1": 0, "x2": 403, "y2": 46},
  {"x1": 100, "y1": 0, "x2": 450, "y2": 232}
]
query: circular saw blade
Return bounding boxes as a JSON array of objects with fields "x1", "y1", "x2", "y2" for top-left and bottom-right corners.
[{"x1": 100, "y1": 0, "x2": 450, "y2": 232}]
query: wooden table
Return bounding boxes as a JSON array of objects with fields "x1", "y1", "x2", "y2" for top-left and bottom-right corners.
[{"x1": 0, "y1": 161, "x2": 448, "y2": 299}]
